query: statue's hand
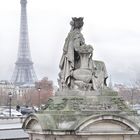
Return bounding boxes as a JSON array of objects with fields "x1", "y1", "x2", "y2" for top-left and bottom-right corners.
[{"x1": 70, "y1": 70, "x2": 74, "y2": 76}]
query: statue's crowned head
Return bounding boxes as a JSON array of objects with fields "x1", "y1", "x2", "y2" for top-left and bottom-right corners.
[{"x1": 71, "y1": 17, "x2": 84, "y2": 30}]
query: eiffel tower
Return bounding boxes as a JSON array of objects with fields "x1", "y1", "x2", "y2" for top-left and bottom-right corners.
[{"x1": 11, "y1": 0, "x2": 37, "y2": 86}]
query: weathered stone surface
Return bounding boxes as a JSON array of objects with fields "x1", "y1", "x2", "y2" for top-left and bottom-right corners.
[
  {"x1": 23, "y1": 18, "x2": 140, "y2": 140},
  {"x1": 23, "y1": 114, "x2": 140, "y2": 140},
  {"x1": 43, "y1": 89, "x2": 131, "y2": 114},
  {"x1": 58, "y1": 17, "x2": 107, "y2": 91}
]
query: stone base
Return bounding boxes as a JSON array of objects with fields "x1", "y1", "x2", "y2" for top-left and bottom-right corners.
[
  {"x1": 22, "y1": 88, "x2": 140, "y2": 140},
  {"x1": 27, "y1": 134, "x2": 140, "y2": 140},
  {"x1": 23, "y1": 114, "x2": 140, "y2": 140}
]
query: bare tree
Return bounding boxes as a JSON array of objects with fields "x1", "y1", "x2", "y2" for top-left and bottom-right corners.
[{"x1": 34, "y1": 77, "x2": 54, "y2": 106}]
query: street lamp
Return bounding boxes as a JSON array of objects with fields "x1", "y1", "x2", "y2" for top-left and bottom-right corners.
[
  {"x1": 38, "y1": 87, "x2": 41, "y2": 110},
  {"x1": 8, "y1": 92, "x2": 12, "y2": 117}
]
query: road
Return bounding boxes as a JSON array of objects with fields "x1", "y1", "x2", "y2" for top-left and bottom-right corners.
[{"x1": 0, "y1": 118, "x2": 29, "y2": 139}]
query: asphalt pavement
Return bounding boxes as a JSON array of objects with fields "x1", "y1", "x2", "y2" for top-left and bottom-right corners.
[{"x1": 0, "y1": 118, "x2": 29, "y2": 139}]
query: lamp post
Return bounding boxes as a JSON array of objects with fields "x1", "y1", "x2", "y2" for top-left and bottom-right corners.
[
  {"x1": 38, "y1": 87, "x2": 41, "y2": 110},
  {"x1": 8, "y1": 92, "x2": 12, "y2": 117}
]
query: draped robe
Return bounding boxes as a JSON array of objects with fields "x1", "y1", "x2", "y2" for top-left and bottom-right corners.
[{"x1": 59, "y1": 29, "x2": 85, "y2": 88}]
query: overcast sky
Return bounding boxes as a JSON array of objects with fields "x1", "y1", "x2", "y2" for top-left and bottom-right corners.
[{"x1": 0, "y1": 0, "x2": 140, "y2": 86}]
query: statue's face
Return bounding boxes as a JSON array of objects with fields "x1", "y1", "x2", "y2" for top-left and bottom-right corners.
[
  {"x1": 71, "y1": 17, "x2": 84, "y2": 30},
  {"x1": 73, "y1": 21, "x2": 83, "y2": 29},
  {"x1": 72, "y1": 20, "x2": 83, "y2": 29},
  {"x1": 74, "y1": 21, "x2": 80, "y2": 29}
]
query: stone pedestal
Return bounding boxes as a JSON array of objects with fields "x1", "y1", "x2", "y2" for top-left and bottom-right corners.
[{"x1": 23, "y1": 88, "x2": 140, "y2": 140}]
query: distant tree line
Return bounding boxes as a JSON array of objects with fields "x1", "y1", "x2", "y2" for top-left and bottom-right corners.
[{"x1": 0, "y1": 77, "x2": 54, "y2": 107}]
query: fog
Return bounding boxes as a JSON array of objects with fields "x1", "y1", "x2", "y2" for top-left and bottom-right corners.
[{"x1": 0, "y1": 0, "x2": 140, "y2": 85}]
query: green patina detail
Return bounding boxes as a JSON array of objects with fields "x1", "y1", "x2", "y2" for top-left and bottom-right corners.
[
  {"x1": 24, "y1": 88, "x2": 140, "y2": 131},
  {"x1": 26, "y1": 86, "x2": 140, "y2": 131},
  {"x1": 41, "y1": 88, "x2": 133, "y2": 116}
]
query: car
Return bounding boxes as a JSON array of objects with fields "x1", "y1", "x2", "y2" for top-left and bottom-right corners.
[
  {"x1": 2, "y1": 109, "x2": 22, "y2": 117},
  {"x1": 0, "y1": 113, "x2": 5, "y2": 117},
  {"x1": 20, "y1": 107, "x2": 34, "y2": 115}
]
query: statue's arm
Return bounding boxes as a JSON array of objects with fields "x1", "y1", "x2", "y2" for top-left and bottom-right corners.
[{"x1": 73, "y1": 38, "x2": 81, "y2": 50}]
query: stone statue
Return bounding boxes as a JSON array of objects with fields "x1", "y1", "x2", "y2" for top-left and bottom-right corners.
[{"x1": 58, "y1": 17, "x2": 108, "y2": 91}]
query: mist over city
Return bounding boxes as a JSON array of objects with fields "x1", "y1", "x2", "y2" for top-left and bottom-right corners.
[
  {"x1": 0, "y1": 0, "x2": 140, "y2": 85},
  {"x1": 0, "y1": 0, "x2": 140, "y2": 139}
]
